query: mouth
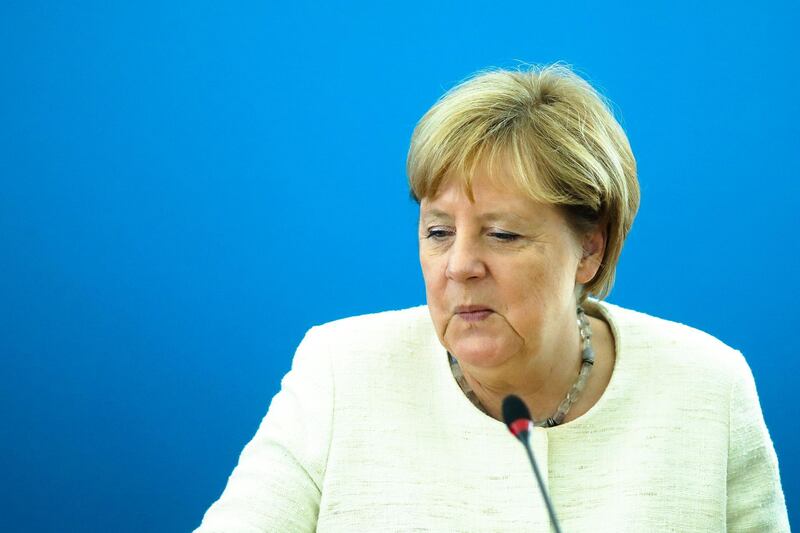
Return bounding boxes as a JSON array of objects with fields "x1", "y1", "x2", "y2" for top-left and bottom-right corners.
[{"x1": 454, "y1": 305, "x2": 494, "y2": 322}]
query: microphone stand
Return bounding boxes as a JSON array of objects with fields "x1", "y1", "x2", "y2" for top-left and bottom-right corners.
[{"x1": 519, "y1": 428, "x2": 562, "y2": 533}]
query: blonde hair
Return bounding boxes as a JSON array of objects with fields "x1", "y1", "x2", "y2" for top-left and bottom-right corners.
[{"x1": 407, "y1": 64, "x2": 640, "y2": 300}]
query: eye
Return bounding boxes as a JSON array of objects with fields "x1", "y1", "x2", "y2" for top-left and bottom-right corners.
[
  {"x1": 425, "y1": 227, "x2": 454, "y2": 240},
  {"x1": 488, "y1": 231, "x2": 521, "y2": 242}
]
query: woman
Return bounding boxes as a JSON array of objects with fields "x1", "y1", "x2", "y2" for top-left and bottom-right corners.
[{"x1": 195, "y1": 65, "x2": 789, "y2": 531}]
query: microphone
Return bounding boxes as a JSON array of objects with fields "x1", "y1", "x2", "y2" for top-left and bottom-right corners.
[{"x1": 502, "y1": 394, "x2": 563, "y2": 533}]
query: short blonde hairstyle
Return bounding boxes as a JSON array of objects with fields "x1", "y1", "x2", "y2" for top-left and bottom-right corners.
[{"x1": 407, "y1": 64, "x2": 640, "y2": 300}]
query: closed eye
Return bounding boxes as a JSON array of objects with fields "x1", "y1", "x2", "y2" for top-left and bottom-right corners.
[{"x1": 488, "y1": 231, "x2": 521, "y2": 242}]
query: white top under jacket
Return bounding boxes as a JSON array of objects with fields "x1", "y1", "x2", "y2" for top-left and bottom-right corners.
[{"x1": 195, "y1": 300, "x2": 790, "y2": 532}]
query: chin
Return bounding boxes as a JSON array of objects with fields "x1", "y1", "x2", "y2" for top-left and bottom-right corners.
[{"x1": 447, "y1": 336, "x2": 515, "y2": 369}]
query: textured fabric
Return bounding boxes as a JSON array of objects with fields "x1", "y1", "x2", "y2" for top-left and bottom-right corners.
[{"x1": 194, "y1": 300, "x2": 790, "y2": 532}]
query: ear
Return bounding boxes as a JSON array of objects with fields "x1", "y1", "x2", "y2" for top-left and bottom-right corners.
[{"x1": 575, "y1": 227, "x2": 606, "y2": 285}]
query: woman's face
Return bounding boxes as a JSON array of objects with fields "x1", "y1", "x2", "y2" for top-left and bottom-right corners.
[{"x1": 418, "y1": 169, "x2": 603, "y2": 370}]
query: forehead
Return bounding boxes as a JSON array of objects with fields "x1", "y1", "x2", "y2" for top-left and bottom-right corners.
[{"x1": 420, "y1": 176, "x2": 560, "y2": 226}]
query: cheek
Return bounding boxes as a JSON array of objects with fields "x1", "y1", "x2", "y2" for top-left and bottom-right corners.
[
  {"x1": 419, "y1": 253, "x2": 444, "y2": 295},
  {"x1": 496, "y1": 257, "x2": 574, "y2": 332},
  {"x1": 498, "y1": 257, "x2": 551, "y2": 304},
  {"x1": 419, "y1": 252, "x2": 454, "y2": 342}
]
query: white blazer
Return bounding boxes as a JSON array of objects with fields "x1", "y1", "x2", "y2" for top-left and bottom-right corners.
[{"x1": 195, "y1": 300, "x2": 789, "y2": 532}]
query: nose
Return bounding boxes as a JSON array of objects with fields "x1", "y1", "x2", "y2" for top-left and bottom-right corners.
[{"x1": 445, "y1": 235, "x2": 487, "y2": 282}]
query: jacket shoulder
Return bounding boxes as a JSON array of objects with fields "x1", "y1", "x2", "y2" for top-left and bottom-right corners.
[
  {"x1": 307, "y1": 305, "x2": 436, "y2": 356},
  {"x1": 600, "y1": 301, "x2": 748, "y2": 379}
]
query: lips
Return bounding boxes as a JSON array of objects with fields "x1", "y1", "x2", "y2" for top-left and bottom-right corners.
[{"x1": 454, "y1": 305, "x2": 494, "y2": 322}]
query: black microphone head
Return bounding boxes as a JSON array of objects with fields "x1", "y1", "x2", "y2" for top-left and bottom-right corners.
[{"x1": 502, "y1": 394, "x2": 531, "y2": 428}]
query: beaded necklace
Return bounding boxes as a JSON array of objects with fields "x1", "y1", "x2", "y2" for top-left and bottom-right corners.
[{"x1": 448, "y1": 305, "x2": 595, "y2": 427}]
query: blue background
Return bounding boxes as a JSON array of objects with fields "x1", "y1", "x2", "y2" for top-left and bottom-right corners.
[{"x1": 1, "y1": 1, "x2": 796, "y2": 531}]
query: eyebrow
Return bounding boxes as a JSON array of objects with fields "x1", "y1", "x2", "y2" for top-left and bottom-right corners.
[{"x1": 420, "y1": 209, "x2": 532, "y2": 226}]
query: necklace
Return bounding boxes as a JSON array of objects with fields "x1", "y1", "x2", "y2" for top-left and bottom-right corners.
[{"x1": 448, "y1": 305, "x2": 595, "y2": 427}]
